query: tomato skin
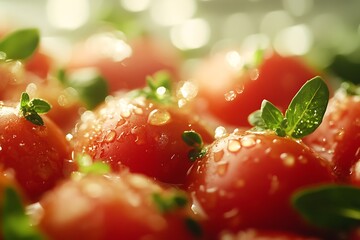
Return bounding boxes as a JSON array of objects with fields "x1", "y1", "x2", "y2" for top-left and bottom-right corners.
[
  {"x1": 303, "y1": 89, "x2": 360, "y2": 182},
  {"x1": 219, "y1": 229, "x2": 321, "y2": 240},
  {"x1": 24, "y1": 50, "x2": 52, "y2": 79},
  {"x1": 68, "y1": 35, "x2": 181, "y2": 93},
  {"x1": 186, "y1": 130, "x2": 334, "y2": 237},
  {"x1": 192, "y1": 52, "x2": 319, "y2": 127},
  {"x1": 71, "y1": 95, "x2": 214, "y2": 185},
  {"x1": 0, "y1": 105, "x2": 72, "y2": 201},
  {"x1": 38, "y1": 173, "x2": 202, "y2": 240}
]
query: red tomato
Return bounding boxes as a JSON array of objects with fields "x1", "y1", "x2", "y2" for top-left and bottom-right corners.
[
  {"x1": 24, "y1": 49, "x2": 52, "y2": 79},
  {"x1": 219, "y1": 229, "x2": 321, "y2": 240},
  {"x1": 303, "y1": 87, "x2": 360, "y2": 182},
  {"x1": 186, "y1": 130, "x2": 334, "y2": 237},
  {"x1": 38, "y1": 172, "x2": 203, "y2": 240},
  {"x1": 191, "y1": 51, "x2": 320, "y2": 127},
  {"x1": 71, "y1": 94, "x2": 214, "y2": 185},
  {"x1": 68, "y1": 34, "x2": 182, "y2": 93},
  {"x1": 0, "y1": 103, "x2": 72, "y2": 201}
]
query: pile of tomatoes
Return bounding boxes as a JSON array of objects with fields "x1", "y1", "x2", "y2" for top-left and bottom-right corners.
[{"x1": 0, "y1": 28, "x2": 359, "y2": 240}]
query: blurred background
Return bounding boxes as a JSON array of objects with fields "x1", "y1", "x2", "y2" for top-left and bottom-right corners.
[{"x1": 1, "y1": 0, "x2": 360, "y2": 82}]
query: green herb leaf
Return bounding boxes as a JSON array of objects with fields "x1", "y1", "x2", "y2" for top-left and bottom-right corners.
[
  {"x1": 292, "y1": 184, "x2": 360, "y2": 230},
  {"x1": 0, "y1": 28, "x2": 40, "y2": 60},
  {"x1": 130, "y1": 71, "x2": 174, "y2": 104},
  {"x1": 248, "y1": 76, "x2": 329, "y2": 139},
  {"x1": 184, "y1": 217, "x2": 203, "y2": 238},
  {"x1": 341, "y1": 82, "x2": 360, "y2": 96},
  {"x1": 152, "y1": 191, "x2": 188, "y2": 214},
  {"x1": 2, "y1": 187, "x2": 44, "y2": 240},
  {"x1": 19, "y1": 92, "x2": 51, "y2": 126},
  {"x1": 182, "y1": 131, "x2": 207, "y2": 161},
  {"x1": 66, "y1": 68, "x2": 108, "y2": 110},
  {"x1": 76, "y1": 154, "x2": 110, "y2": 175},
  {"x1": 285, "y1": 76, "x2": 329, "y2": 138}
]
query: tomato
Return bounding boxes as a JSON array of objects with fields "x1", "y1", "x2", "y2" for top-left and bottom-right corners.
[
  {"x1": 303, "y1": 86, "x2": 360, "y2": 182},
  {"x1": 186, "y1": 130, "x2": 334, "y2": 237},
  {"x1": 68, "y1": 34, "x2": 182, "y2": 93},
  {"x1": 0, "y1": 102, "x2": 72, "y2": 201},
  {"x1": 71, "y1": 94, "x2": 214, "y2": 185},
  {"x1": 24, "y1": 49, "x2": 52, "y2": 79},
  {"x1": 38, "y1": 172, "x2": 203, "y2": 240},
  {"x1": 191, "y1": 51, "x2": 320, "y2": 127},
  {"x1": 219, "y1": 229, "x2": 321, "y2": 240}
]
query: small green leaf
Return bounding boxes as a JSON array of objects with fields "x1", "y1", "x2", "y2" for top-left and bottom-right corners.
[
  {"x1": 182, "y1": 131, "x2": 203, "y2": 148},
  {"x1": 341, "y1": 82, "x2": 360, "y2": 96},
  {"x1": 29, "y1": 99, "x2": 51, "y2": 114},
  {"x1": 292, "y1": 184, "x2": 360, "y2": 230},
  {"x1": 76, "y1": 154, "x2": 110, "y2": 175},
  {"x1": 184, "y1": 217, "x2": 203, "y2": 238},
  {"x1": 152, "y1": 191, "x2": 188, "y2": 214},
  {"x1": 261, "y1": 100, "x2": 285, "y2": 131},
  {"x1": 66, "y1": 68, "x2": 108, "y2": 110},
  {"x1": 0, "y1": 28, "x2": 40, "y2": 60},
  {"x1": 19, "y1": 92, "x2": 51, "y2": 126},
  {"x1": 2, "y1": 187, "x2": 44, "y2": 240},
  {"x1": 285, "y1": 76, "x2": 329, "y2": 138},
  {"x1": 248, "y1": 110, "x2": 266, "y2": 129}
]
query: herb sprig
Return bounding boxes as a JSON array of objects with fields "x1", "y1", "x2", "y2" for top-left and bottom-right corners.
[
  {"x1": 19, "y1": 92, "x2": 51, "y2": 126},
  {"x1": 248, "y1": 76, "x2": 329, "y2": 138}
]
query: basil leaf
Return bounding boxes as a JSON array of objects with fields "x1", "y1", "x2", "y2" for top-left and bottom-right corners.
[
  {"x1": 285, "y1": 76, "x2": 329, "y2": 138},
  {"x1": 2, "y1": 187, "x2": 44, "y2": 240},
  {"x1": 19, "y1": 92, "x2": 51, "y2": 126},
  {"x1": 0, "y1": 28, "x2": 39, "y2": 60},
  {"x1": 182, "y1": 131, "x2": 203, "y2": 148},
  {"x1": 292, "y1": 184, "x2": 360, "y2": 230},
  {"x1": 30, "y1": 99, "x2": 51, "y2": 114},
  {"x1": 248, "y1": 110, "x2": 266, "y2": 129},
  {"x1": 261, "y1": 100, "x2": 284, "y2": 131}
]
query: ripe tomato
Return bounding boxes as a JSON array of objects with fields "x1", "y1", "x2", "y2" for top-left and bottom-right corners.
[
  {"x1": 24, "y1": 49, "x2": 52, "y2": 79},
  {"x1": 186, "y1": 130, "x2": 334, "y2": 237},
  {"x1": 191, "y1": 51, "x2": 320, "y2": 127},
  {"x1": 219, "y1": 229, "x2": 321, "y2": 240},
  {"x1": 303, "y1": 85, "x2": 360, "y2": 182},
  {"x1": 68, "y1": 34, "x2": 181, "y2": 93},
  {"x1": 0, "y1": 101, "x2": 72, "y2": 201},
  {"x1": 38, "y1": 172, "x2": 203, "y2": 240},
  {"x1": 71, "y1": 94, "x2": 214, "y2": 185}
]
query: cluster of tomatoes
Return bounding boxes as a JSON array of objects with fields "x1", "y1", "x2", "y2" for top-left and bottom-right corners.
[{"x1": 0, "y1": 28, "x2": 359, "y2": 240}]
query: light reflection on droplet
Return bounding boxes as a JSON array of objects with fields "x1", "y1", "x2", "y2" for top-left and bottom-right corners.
[
  {"x1": 150, "y1": 0, "x2": 196, "y2": 26},
  {"x1": 46, "y1": 0, "x2": 89, "y2": 30},
  {"x1": 170, "y1": 18, "x2": 210, "y2": 50},
  {"x1": 215, "y1": 126, "x2": 227, "y2": 139},
  {"x1": 225, "y1": 51, "x2": 244, "y2": 70}
]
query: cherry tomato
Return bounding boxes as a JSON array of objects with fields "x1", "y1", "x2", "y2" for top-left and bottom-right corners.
[
  {"x1": 0, "y1": 102, "x2": 72, "y2": 201},
  {"x1": 24, "y1": 49, "x2": 52, "y2": 79},
  {"x1": 191, "y1": 51, "x2": 320, "y2": 127},
  {"x1": 303, "y1": 86, "x2": 360, "y2": 182},
  {"x1": 186, "y1": 130, "x2": 334, "y2": 237},
  {"x1": 68, "y1": 34, "x2": 182, "y2": 93},
  {"x1": 38, "y1": 172, "x2": 203, "y2": 240},
  {"x1": 71, "y1": 94, "x2": 214, "y2": 185}
]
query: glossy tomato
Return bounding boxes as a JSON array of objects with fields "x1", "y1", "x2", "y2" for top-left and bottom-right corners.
[
  {"x1": 186, "y1": 130, "x2": 334, "y2": 237},
  {"x1": 0, "y1": 102, "x2": 72, "y2": 201},
  {"x1": 71, "y1": 94, "x2": 214, "y2": 185},
  {"x1": 303, "y1": 85, "x2": 360, "y2": 182},
  {"x1": 68, "y1": 33, "x2": 182, "y2": 93},
  {"x1": 191, "y1": 51, "x2": 320, "y2": 127},
  {"x1": 38, "y1": 172, "x2": 203, "y2": 240}
]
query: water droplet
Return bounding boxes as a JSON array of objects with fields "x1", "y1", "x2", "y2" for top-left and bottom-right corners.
[
  {"x1": 216, "y1": 162, "x2": 229, "y2": 176},
  {"x1": 223, "y1": 208, "x2": 239, "y2": 219},
  {"x1": 19, "y1": 142, "x2": 25, "y2": 147},
  {"x1": 213, "y1": 150, "x2": 224, "y2": 162},
  {"x1": 104, "y1": 130, "x2": 116, "y2": 143},
  {"x1": 0, "y1": 146, "x2": 2, "y2": 151},
  {"x1": 235, "y1": 84, "x2": 244, "y2": 94},
  {"x1": 215, "y1": 126, "x2": 227, "y2": 139},
  {"x1": 249, "y1": 68, "x2": 259, "y2": 80},
  {"x1": 335, "y1": 130, "x2": 345, "y2": 141},
  {"x1": 280, "y1": 153, "x2": 295, "y2": 167},
  {"x1": 177, "y1": 81, "x2": 198, "y2": 100},
  {"x1": 228, "y1": 139, "x2": 241, "y2": 153},
  {"x1": 269, "y1": 175, "x2": 280, "y2": 194},
  {"x1": 120, "y1": 108, "x2": 131, "y2": 118},
  {"x1": 298, "y1": 155, "x2": 308, "y2": 164},
  {"x1": 131, "y1": 126, "x2": 146, "y2": 145},
  {"x1": 241, "y1": 136, "x2": 256, "y2": 148},
  {"x1": 116, "y1": 118, "x2": 126, "y2": 128},
  {"x1": 224, "y1": 90, "x2": 237, "y2": 101},
  {"x1": 148, "y1": 109, "x2": 171, "y2": 126}
]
